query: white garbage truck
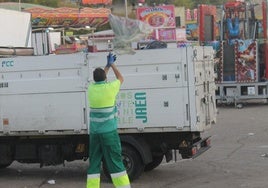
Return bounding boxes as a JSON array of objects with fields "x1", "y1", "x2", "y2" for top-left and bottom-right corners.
[{"x1": 0, "y1": 46, "x2": 216, "y2": 180}]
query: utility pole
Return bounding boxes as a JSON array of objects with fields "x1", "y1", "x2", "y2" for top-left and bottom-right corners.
[
  {"x1": 125, "y1": 0, "x2": 128, "y2": 18},
  {"x1": 19, "y1": 0, "x2": 21, "y2": 11}
]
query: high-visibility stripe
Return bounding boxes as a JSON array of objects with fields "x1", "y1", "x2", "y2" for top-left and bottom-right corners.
[
  {"x1": 89, "y1": 106, "x2": 118, "y2": 133},
  {"x1": 90, "y1": 114, "x2": 115, "y2": 123},
  {"x1": 87, "y1": 174, "x2": 100, "y2": 188},
  {"x1": 111, "y1": 171, "x2": 131, "y2": 188},
  {"x1": 90, "y1": 107, "x2": 115, "y2": 113},
  {"x1": 87, "y1": 174, "x2": 100, "y2": 179},
  {"x1": 113, "y1": 185, "x2": 131, "y2": 188},
  {"x1": 111, "y1": 171, "x2": 127, "y2": 178}
]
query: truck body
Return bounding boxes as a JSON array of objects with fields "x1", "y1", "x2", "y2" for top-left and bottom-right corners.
[{"x1": 0, "y1": 46, "x2": 216, "y2": 179}]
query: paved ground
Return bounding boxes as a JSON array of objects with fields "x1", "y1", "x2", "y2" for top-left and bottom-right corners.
[{"x1": 1, "y1": 104, "x2": 268, "y2": 188}]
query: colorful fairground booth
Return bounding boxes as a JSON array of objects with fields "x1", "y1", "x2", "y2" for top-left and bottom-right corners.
[
  {"x1": 23, "y1": 1, "x2": 111, "y2": 55},
  {"x1": 215, "y1": 0, "x2": 266, "y2": 83},
  {"x1": 173, "y1": 0, "x2": 268, "y2": 104},
  {"x1": 212, "y1": 0, "x2": 268, "y2": 104},
  {"x1": 183, "y1": 0, "x2": 268, "y2": 84},
  {"x1": 134, "y1": 4, "x2": 218, "y2": 49}
]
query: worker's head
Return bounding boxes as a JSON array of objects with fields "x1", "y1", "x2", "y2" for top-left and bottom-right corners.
[{"x1": 93, "y1": 68, "x2": 106, "y2": 82}]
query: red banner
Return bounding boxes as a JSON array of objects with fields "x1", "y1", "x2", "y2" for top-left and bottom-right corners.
[{"x1": 198, "y1": 5, "x2": 217, "y2": 42}]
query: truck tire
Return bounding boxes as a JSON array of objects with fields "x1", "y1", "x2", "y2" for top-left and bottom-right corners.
[
  {"x1": 0, "y1": 145, "x2": 13, "y2": 169},
  {"x1": 144, "y1": 155, "x2": 163, "y2": 172},
  {"x1": 122, "y1": 145, "x2": 145, "y2": 180},
  {"x1": 102, "y1": 144, "x2": 145, "y2": 181}
]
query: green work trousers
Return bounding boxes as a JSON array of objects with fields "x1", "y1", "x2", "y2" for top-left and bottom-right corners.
[
  {"x1": 88, "y1": 130, "x2": 125, "y2": 174},
  {"x1": 87, "y1": 130, "x2": 131, "y2": 188}
]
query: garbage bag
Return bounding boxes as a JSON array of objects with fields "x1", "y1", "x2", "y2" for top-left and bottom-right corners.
[
  {"x1": 108, "y1": 14, "x2": 153, "y2": 55},
  {"x1": 145, "y1": 40, "x2": 167, "y2": 49}
]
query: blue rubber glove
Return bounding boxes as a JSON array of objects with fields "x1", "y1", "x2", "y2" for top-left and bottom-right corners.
[{"x1": 106, "y1": 52, "x2": 117, "y2": 67}]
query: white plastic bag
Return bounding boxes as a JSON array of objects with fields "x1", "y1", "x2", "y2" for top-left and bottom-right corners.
[{"x1": 109, "y1": 14, "x2": 153, "y2": 55}]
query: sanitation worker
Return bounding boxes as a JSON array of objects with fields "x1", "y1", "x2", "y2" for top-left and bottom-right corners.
[{"x1": 86, "y1": 52, "x2": 131, "y2": 188}]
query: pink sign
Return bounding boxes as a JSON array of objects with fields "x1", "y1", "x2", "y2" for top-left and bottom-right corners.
[
  {"x1": 136, "y1": 5, "x2": 175, "y2": 28},
  {"x1": 158, "y1": 28, "x2": 176, "y2": 41}
]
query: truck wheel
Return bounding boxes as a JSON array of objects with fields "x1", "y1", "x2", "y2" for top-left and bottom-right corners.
[
  {"x1": 122, "y1": 145, "x2": 145, "y2": 180},
  {"x1": 144, "y1": 155, "x2": 163, "y2": 172},
  {"x1": 102, "y1": 145, "x2": 145, "y2": 181}
]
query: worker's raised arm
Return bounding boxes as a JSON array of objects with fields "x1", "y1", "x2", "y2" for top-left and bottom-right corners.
[
  {"x1": 110, "y1": 64, "x2": 124, "y2": 84},
  {"x1": 104, "y1": 66, "x2": 109, "y2": 75}
]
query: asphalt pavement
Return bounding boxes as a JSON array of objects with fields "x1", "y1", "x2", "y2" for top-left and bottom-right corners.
[{"x1": 1, "y1": 104, "x2": 268, "y2": 188}]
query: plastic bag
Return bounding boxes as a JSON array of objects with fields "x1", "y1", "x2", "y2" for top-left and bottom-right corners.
[{"x1": 109, "y1": 14, "x2": 153, "y2": 55}]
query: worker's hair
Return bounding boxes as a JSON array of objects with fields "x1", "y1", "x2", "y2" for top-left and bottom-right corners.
[{"x1": 93, "y1": 68, "x2": 106, "y2": 82}]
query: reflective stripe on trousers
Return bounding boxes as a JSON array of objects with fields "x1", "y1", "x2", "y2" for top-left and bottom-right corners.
[
  {"x1": 111, "y1": 171, "x2": 131, "y2": 188},
  {"x1": 87, "y1": 174, "x2": 100, "y2": 188},
  {"x1": 87, "y1": 171, "x2": 130, "y2": 188}
]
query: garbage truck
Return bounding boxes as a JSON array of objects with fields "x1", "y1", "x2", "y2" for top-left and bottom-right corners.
[{"x1": 0, "y1": 45, "x2": 216, "y2": 180}]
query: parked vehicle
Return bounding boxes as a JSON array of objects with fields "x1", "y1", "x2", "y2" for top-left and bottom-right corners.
[
  {"x1": 0, "y1": 45, "x2": 216, "y2": 180},
  {"x1": 0, "y1": 6, "x2": 216, "y2": 180}
]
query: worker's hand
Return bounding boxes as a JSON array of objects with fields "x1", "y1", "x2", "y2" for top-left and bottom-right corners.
[{"x1": 106, "y1": 52, "x2": 117, "y2": 67}]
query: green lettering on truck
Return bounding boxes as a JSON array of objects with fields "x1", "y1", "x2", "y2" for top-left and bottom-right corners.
[{"x1": 135, "y1": 92, "x2": 147, "y2": 123}]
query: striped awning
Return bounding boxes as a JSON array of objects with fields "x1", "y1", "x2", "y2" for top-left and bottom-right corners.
[
  {"x1": 24, "y1": 7, "x2": 111, "y2": 28},
  {"x1": 82, "y1": 0, "x2": 112, "y2": 5}
]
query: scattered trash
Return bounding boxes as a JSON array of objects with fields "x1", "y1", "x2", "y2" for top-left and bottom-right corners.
[
  {"x1": 261, "y1": 153, "x2": 268, "y2": 158},
  {"x1": 248, "y1": 133, "x2": 255, "y2": 136},
  {"x1": 236, "y1": 104, "x2": 243, "y2": 109},
  {"x1": 47, "y1": 180, "x2": 56, "y2": 185}
]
